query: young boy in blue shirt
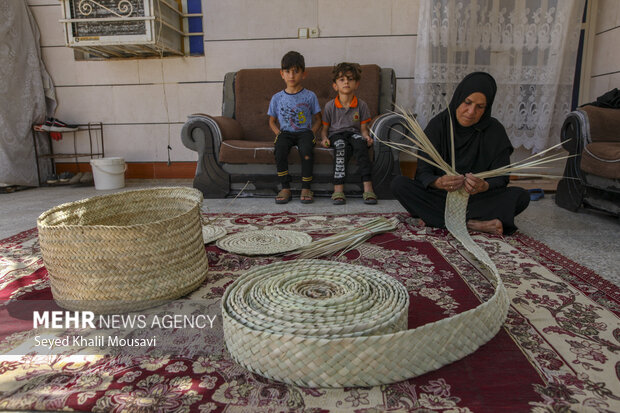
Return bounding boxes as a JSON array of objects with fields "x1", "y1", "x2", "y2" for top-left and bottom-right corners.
[
  {"x1": 268, "y1": 51, "x2": 322, "y2": 204},
  {"x1": 320, "y1": 62, "x2": 377, "y2": 205}
]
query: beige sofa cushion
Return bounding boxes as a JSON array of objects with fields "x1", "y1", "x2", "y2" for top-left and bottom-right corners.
[{"x1": 219, "y1": 140, "x2": 374, "y2": 165}]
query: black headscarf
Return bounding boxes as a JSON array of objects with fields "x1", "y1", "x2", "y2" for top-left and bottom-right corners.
[
  {"x1": 416, "y1": 72, "x2": 513, "y2": 189},
  {"x1": 449, "y1": 72, "x2": 497, "y2": 134}
]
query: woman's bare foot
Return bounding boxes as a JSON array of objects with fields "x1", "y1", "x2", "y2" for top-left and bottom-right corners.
[{"x1": 466, "y1": 219, "x2": 503, "y2": 235}]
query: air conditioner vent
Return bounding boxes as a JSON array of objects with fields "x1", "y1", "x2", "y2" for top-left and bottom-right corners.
[{"x1": 60, "y1": 0, "x2": 187, "y2": 58}]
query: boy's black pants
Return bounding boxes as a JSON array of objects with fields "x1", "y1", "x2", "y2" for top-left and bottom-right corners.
[
  {"x1": 274, "y1": 130, "x2": 315, "y2": 189},
  {"x1": 329, "y1": 132, "x2": 372, "y2": 185}
]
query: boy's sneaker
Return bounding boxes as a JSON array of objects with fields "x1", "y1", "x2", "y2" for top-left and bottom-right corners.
[
  {"x1": 46, "y1": 174, "x2": 59, "y2": 184},
  {"x1": 68, "y1": 172, "x2": 83, "y2": 184},
  {"x1": 59, "y1": 172, "x2": 74, "y2": 183},
  {"x1": 48, "y1": 118, "x2": 79, "y2": 132},
  {"x1": 35, "y1": 117, "x2": 54, "y2": 132}
]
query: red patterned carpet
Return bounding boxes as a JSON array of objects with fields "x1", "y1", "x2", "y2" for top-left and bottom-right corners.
[{"x1": 0, "y1": 212, "x2": 618, "y2": 412}]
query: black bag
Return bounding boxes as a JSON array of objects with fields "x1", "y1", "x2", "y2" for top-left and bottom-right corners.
[{"x1": 581, "y1": 88, "x2": 620, "y2": 109}]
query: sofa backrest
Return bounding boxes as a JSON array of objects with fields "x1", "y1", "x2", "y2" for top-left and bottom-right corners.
[
  {"x1": 229, "y1": 64, "x2": 386, "y2": 142},
  {"x1": 580, "y1": 106, "x2": 620, "y2": 143}
]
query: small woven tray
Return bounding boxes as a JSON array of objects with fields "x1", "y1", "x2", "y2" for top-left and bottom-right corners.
[
  {"x1": 202, "y1": 225, "x2": 227, "y2": 244},
  {"x1": 216, "y1": 229, "x2": 312, "y2": 255},
  {"x1": 37, "y1": 187, "x2": 209, "y2": 314}
]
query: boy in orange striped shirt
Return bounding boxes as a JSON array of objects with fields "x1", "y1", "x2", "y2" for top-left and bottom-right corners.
[{"x1": 320, "y1": 63, "x2": 377, "y2": 205}]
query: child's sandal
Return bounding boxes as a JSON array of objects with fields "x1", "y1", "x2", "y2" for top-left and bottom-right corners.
[
  {"x1": 300, "y1": 189, "x2": 314, "y2": 204},
  {"x1": 331, "y1": 192, "x2": 346, "y2": 205},
  {"x1": 363, "y1": 191, "x2": 378, "y2": 205},
  {"x1": 275, "y1": 189, "x2": 292, "y2": 204}
]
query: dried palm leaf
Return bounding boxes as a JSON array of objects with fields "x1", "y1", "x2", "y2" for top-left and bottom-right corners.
[
  {"x1": 374, "y1": 107, "x2": 572, "y2": 180},
  {"x1": 201, "y1": 180, "x2": 250, "y2": 227},
  {"x1": 293, "y1": 217, "x2": 397, "y2": 259}
]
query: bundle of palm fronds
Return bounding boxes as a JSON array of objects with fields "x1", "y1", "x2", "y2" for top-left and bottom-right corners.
[
  {"x1": 293, "y1": 217, "x2": 397, "y2": 259},
  {"x1": 375, "y1": 107, "x2": 570, "y2": 179}
]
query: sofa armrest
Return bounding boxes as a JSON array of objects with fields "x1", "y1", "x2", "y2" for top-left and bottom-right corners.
[
  {"x1": 562, "y1": 107, "x2": 620, "y2": 155},
  {"x1": 183, "y1": 115, "x2": 244, "y2": 154},
  {"x1": 368, "y1": 112, "x2": 409, "y2": 195},
  {"x1": 180, "y1": 114, "x2": 233, "y2": 198},
  {"x1": 379, "y1": 68, "x2": 396, "y2": 114},
  {"x1": 370, "y1": 112, "x2": 409, "y2": 160},
  {"x1": 556, "y1": 110, "x2": 589, "y2": 212},
  {"x1": 560, "y1": 110, "x2": 588, "y2": 155},
  {"x1": 557, "y1": 107, "x2": 620, "y2": 213}
]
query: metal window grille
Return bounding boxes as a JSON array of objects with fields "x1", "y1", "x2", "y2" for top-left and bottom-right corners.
[{"x1": 59, "y1": 0, "x2": 203, "y2": 58}]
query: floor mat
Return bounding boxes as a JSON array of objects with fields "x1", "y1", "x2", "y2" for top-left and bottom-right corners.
[{"x1": 0, "y1": 212, "x2": 618, "y2": 412}]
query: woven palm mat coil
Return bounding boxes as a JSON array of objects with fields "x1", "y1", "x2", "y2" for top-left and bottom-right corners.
[
  {"x1": 202, "y1": 225, "x2": 227, "y2": 244},
  {"x1": 216, "y1": 229, "x2": 312, "y2": 255},
  {"x1": 222, "y1": 190, "x2": 510, "y2": 387}
]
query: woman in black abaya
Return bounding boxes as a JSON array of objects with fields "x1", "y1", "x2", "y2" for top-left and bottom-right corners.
[{"x1": 391, "y1": 72, "x2": 530, "y2": 235}]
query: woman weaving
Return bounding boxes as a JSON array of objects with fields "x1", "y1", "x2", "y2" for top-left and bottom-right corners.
[{"x1": 391, "y1": 72, "x2": 530, "y2": 235}]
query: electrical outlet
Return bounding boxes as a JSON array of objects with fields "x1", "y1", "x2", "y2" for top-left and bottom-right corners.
[
  {"x1": 298, "y1": 28, "x2": 308, "y2": 39},
  {"x1": 309, "y1": 27, "x2": 319, "y2": 38}
]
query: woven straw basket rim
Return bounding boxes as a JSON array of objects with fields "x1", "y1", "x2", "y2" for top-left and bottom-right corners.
[
  {"x1": 37, "y1": 186, "x2": 208, "y2": 314},
  {"x1": 37, "y1": 187, "x2": 203, "y2": 230}
]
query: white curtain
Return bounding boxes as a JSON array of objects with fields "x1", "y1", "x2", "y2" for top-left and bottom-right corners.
[
  {"x1": 413, "y1": 0, "x2": 585, "y2": 153},
  {"x1": 0, "y1": 1, "x2": 56, "y2": 186}
]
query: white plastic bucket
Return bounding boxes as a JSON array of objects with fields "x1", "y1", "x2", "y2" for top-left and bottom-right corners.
[{"x1": 90, "y1": 157, "x2": 126, "y2": 190}]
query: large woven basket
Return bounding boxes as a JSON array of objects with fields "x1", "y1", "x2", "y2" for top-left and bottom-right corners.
[{"x1": 37, "y1": 187, "x2": 209, "y2": 314}]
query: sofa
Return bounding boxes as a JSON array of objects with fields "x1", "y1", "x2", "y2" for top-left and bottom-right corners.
[
  {"x1": 180, "y1": 65, "x2": 406, "y2": 199},
  {"x1": 555, "y1": 105, "x2": 620, "y2": 216}
]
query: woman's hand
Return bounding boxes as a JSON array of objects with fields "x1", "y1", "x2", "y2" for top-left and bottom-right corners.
[
  {"x1": 464, "y1": 173, "x2": 489, "y2": 195},
  {"x1": 433, "y1": 175, "x2": 465, "y2": 192}
]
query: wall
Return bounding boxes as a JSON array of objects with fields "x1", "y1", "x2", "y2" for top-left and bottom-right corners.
[
  {"x1": 587, "y1": 0, "x2": 620, "y2": 102},
  {"x1": 28, "y1": 0, "x2": 618, "y2": 178},
  {"x1": 27, "y1": 0, "x2": 418, "y2": 177}
]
